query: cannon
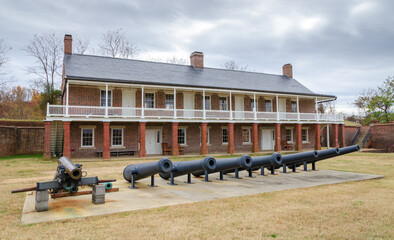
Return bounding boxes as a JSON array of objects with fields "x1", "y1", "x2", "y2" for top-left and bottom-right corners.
[
  {"x1": 159, "y1": 156, "x2": 217, "y2": 184},
  {"x1": 281, "y1": 151, "x2": 319, "y2": 173},
  {"x1": 192, "y1": 155, "x2": 253, "y2": 180},
  {"x1": 123, "y1": 158, "x2": 173, "y2": 188},
  {"x1": 224, "y1": 153, "x2": 283, "y2": 177},
  {"x1": 338, "y1": 145, "x2": 361, "y2": 155}
]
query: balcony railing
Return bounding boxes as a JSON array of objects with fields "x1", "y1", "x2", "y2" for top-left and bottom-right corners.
[{"x1": 47, "y1": 105, "x2": 344, "y2": 122}]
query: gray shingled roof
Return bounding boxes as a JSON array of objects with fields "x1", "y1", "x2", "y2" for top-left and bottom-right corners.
[{"x1": 64, "y1": 54, "x2": 335, "y2": 98}]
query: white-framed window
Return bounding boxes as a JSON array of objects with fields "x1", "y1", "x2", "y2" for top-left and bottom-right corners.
[
  {"x1": 285, "y1": 128, "x2": 294, "y2": 142},
  {"x1": 250, "y1": 99, "x2": 257, "y2": 111},
  {"x1": 204, "y1": 95, "x2": 211, "y2": 110},
  {"x1": 111, "y1": 128, "x2": 124, "y2": 147},
  {"x1": 165, "y1": 94, "x2": 174, "y2": 109},
  {"x1": 145, "y1": 92, "x2": 155, "y2": 108},
  {"x1": 178, "y1": 128, "x2": 187, "y2": 145},
  {"x1": 242, "y1": 127, "x2": 251, "y2": 144},
  {"x1": 291, "y1": 100, "x2": 297, "y2": 113},
  {"x1": 302, "y1": 128, "x2": 309, "y2": 142},
  {"x1": 222, "y1": 127, "x2": 228, "y2": 144},
  {"x1": 265, "y1": 99, "x2": 272, "y2": 112},
  {"x1": 200, "y1": 127, "x2": 211, "y2": 145},
  {"x1": 219, "y1": 97, "x2": 228, "y2": 110},
  {"x1": 81, "y1": 128, "x2": 94, "y2": 147},
  {"x1": 100, "y1": 90, "x2": 112, "y2": 107}
]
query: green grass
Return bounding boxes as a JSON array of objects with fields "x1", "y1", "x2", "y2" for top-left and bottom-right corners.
[{"x1": 0, "y1": 154, "x2": 43, "y2": 161}]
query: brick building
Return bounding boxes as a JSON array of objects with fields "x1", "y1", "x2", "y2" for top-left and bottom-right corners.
[{"x1": 43, "y1": 34, "x2": 345, "y2": 159}]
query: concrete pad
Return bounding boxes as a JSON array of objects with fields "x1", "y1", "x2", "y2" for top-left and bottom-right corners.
[{"x1": 21, "y1": 170, "x2": 383, "y2": 224}]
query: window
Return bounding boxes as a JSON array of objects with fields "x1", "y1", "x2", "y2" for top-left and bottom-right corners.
[
  {"x1": 156, "y1": 130, "x2": 160, "y2": 143},
  {"x1": 222, "y1": 128, "x2": 228, "y2": 144},
  {"x1": 286, "y1": 129, "x2": 293, "y2": 142},
  {"x1": 111, "y1": 128, "x2": 123, "y2": 147},
  {"x1": 165, "y1": 94, "x2": 174, "y2": 109},
  {"x1": 200, "y1": 127, "x2": 211, "y2": 145},
  {"x1": 81, "y1": 128, "x2": 94, "y2": 147},
  {"x1": 145, "y1": 93, "x2": 155, "y2": 108},
  {"x1": 291, "y1": 100, "x2": 297, "y2": 113},
  {"x1": 302, "y1": 129, "x2": 309, "y2": 142},
  {"x1": 250, "y1": 99, "x2": 256, "y2": 111},
  {"x1": 219, "y1": 97, "x2": 228, "y2": 110},
  {"x1": 242, "y1": 128, "x2": 251, "y2": 143},
  {"x1": 204, "y1": 96, "x2": 211, "y2": 110},
  {"x1": 265, "y1": 99, "x2": 272, "y2": 112},
  {"x1": 178, "y1": 128, "x2": 186, "y2": 145},
  {"x1": 100, "y1": 90, "x2": 112, "y2": 107}
]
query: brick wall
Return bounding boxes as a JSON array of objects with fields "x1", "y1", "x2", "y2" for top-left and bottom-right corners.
[
  {"x1": 344, "y1": 126, "x2": 359, "y2": 146},
  {"x1": 0, "y1": 120, "x2": 45, "y2": 157},
  {"x1": 299, "y1": 99, "x2": 315, "y2": 113},
  {"x1": 369, "y1": 123, "x2": 394, "y2": 151}
]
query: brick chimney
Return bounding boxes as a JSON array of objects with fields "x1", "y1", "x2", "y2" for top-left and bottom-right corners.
[
  {"x1": 190, "y1": 51, "x2": 204, "y2": 68},
  {"x1": 282, "y1": 63, "x2": 293, "y2": 78},
  {"x1": 64, "y1": 34, "x2": 72, "y2": 55}
]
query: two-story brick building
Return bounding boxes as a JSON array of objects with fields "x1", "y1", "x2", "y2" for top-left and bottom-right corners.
[{"x1": 43, "y1": 34, "x2": 346, "y2": 159}]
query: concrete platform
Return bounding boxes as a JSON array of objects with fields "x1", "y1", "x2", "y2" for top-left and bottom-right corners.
[{"x1": 21, "y1": 170, "x2": 383, "y2": 224}]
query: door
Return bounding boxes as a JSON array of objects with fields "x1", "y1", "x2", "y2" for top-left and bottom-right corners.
[
  {"x1": 145, "y1": 129, "x2": 162, "y2": 154},
  {"x1": 261, "y1": 128, "x2": 275, "y2": 150},
  {"x1": 122, "y1": 90, "x2": 136, "y2": 117},
  {"x1": 234, "y1": 96, "x2": 244, "y2": 119},
  {"x1": 183, "y1": 93, "x2": 194, "y2": 118},
  {"x1": 278, "y1": 98, "x2": 286, "y2": 120}
]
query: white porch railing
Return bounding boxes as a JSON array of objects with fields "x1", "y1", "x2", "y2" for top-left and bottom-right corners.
[{"x1": 47, "y1": 105, "x2": 344, "y2": 122}]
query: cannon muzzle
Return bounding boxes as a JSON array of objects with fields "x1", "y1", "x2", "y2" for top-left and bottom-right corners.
[
  {"x1": 338, "y1": 145, "x2": 360, "y2": 155},
  {"x1": 192, "y1": 155, "x2": 252, "y2": 177},
  {"x1": 58, "y1": 156, "x2": 82, "y2": 180},
  {"x1": 159, "y1": 156, "x2": 216, "y2": 179},
  {"x1": 123, "y1": 158, "x2": 173, "y2": 182}
]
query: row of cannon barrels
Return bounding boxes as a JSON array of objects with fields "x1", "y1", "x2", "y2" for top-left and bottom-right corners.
[{"x1": 123, "y1": 145, "x2": 360, "y2": 188}]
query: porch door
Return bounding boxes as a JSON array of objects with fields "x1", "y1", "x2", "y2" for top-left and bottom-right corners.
[
  {"x1": 145, "y1": 129, "x2": 162, "y2": 154},
  {"x1": 234, "y1": 96, "x2": 244, "y2": 119},
  {"x1": 122, "y1": 90, "x2": 136, "y2": 116},
  {"x1": 261, "y1": 128, "x2": 275, "y2": 150},
  {"x1": 184, "y1": 93, "x2": 194, "y2": 118},
  {"x1": 278, "y1": 98, "x2": 286, "y2": 120}
]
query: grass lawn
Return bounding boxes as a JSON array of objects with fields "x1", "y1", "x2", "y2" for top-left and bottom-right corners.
[{"x1": 0, "y1": 152, "x2": 393, "y2": 239}]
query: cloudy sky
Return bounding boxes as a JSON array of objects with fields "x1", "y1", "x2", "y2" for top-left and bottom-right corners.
[{"x1": 1, "y1": 0, "x2": 393, "y2": 114}]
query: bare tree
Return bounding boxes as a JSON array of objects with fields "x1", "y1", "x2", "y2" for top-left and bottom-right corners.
[
  {"x1": 222, "y1": 60, "x2": 248, "y2": 71},
  {"x1": 97, "y1": 28, "x2": 138, "y2": 58},
  {"x1": 23, "y1": 31, "x2": 63, "y2": 92},
  {"x1": 74, "y1": 36, "x2": 89, "y2": 54},
  {"x1": 166, "y1": 56, "x2": 188, "y2": 65},
  {"x1": 0, "y1": 39, "x2": 12, "y2": 86}
]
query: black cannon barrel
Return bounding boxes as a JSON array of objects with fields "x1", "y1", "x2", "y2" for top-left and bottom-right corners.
[
  {"x1": 192, "y1": 155, "x2": 252, "y2": 177},
  {"x1": 338, "y1": 145, "x2": 360, "y2": 155},
  {"x1": 282, "y1": 151, "x2": 318, "y2": 165},
  {"x1": 58, "y1": 156, "x2": 82, "y2": 180},
  {"x1": 159, "y1": 156, "x2": 217, "y2": 179},
  {"x1": 226, "y1": 153, "x2": 283, "y2": 173},
  {"x1": 123, "y1": 158, "x2": 173, "y2": 182},
  {"x1": 316, "y1": 147, "x2": 340, "y2": 161}
]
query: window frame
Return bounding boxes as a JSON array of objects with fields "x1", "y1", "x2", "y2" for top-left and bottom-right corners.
[
  {"x1": 178, "y1": 127, "x2": 187, "y2": 146},
  {"x1": 301, "y1": 127, "x2": 309, "y2": 143},
  {"x1": 144, "y1": 92, "x2": 155, "y2": 109},
  {"x1": 204, "y1": 95, "x2": 211, "y2": 110},
  {"x1": 100, "y1": 90, "x2": 112, "y2": 107},
  {"x1": 222, "y1": 127, "x2": 228, "y2": 144},
  {"x1": 111, "y1": 128, "x2": 124, "y2": 147},
  {"x1": 242, "y1": 127, "x2": 252, "y2": 145},
  {"x1": 265, "y1": 99, "x2": 272, "y2": 112},
  {"x1": 285, "y1": 127, "x2": 294, "y2": 143},
  {"x1": 291, "y1": 100, "x2": 297, "y2": 113},
  {"x1": 165, "y1": 93, "x2": 174, "y2": 109},
  {"x1": 219, "y1": 96, "x2": 228, "y2": 111},
  {"x1": 81, "y1": 127, "x2": 95, "y2": 148}
]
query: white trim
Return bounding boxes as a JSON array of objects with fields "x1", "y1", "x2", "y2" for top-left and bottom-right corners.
[
  {"x1": 285, "y1": 128, "x2": 294, "y2": 143},
  {"x1": 219, "y1": 96, "x2": 228, "y2": 111},
  {"x1": 144, "y1": 92, "x2": 155, "y2": 108},
  {"x1": 301, "y1": 127, "x2": 309, "y2": 143},
  {"x1": 100, "y1": 89, "x2": 113, "y2": 107},
  {"x1": 81, "y1": 127, "x2": 95, "y2": 148},
  {"x1": 222, "y1": 127, "x2": 229, "y2": 145},
  {"x1": 178, "y1": 127, "x2": 187, "y2": 146},
  {"x1": 111, "y1": 128, "x2": 124, "y2": 147},
  {"x1": 241, "y1": 127, "x2": 252, "y2": 144}
]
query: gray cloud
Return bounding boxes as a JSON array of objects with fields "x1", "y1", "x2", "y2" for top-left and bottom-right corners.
[{"x1": 0, "y1": 0, "x2": 393, "y2": 114}]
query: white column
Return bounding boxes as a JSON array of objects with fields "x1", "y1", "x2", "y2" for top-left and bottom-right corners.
[
  {"x1": 276, "y1": 95, "x2": 279, "y2": 121},
  {"x1": 66, "y1": 82, "x2": 69, "y2": 116},
  {"x1": 253, "y1": 93, "x2": 257, "y2": 121},
  {"x1": 47, "y1": 102, "x2": 50, "y2": 116},
  {"x1": 333, "y1": 100, "x2": 336, "y2": 121},
  {"x1": 174, "y1": 88, "x2": 177, "y2": 119},
  {"x1": 327, "y1": 124, "x2": 330, "y2": 148},
  {"x1": 203, "y1": 90, "x2": 206, "y2": 120},
  {"x1": 297, "y1": 96, "x2": 300, "y2": 121},
  {"x1": 105, "y1": 84, "x2": 108, "y2": 117},
  {"x1": 229, "y1": 92, "x2": 233, "y2": 120},
  {"x1": 141, "y1": 86, "x2": 145, "y2": 118},
  {"x1": 315, "y1": 97, "x2": 318, "y2": 121}
]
